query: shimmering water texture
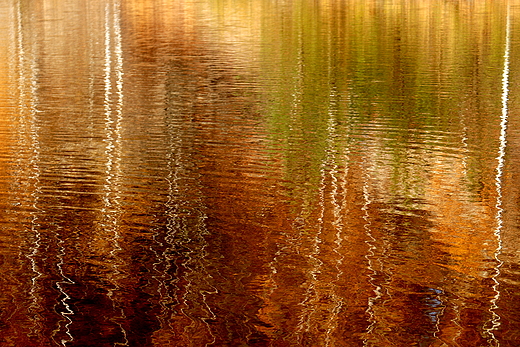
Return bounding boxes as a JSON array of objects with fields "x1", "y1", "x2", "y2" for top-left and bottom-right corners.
[{"x1": 1, "y1": 0, "x2": 520, "y2": 346}]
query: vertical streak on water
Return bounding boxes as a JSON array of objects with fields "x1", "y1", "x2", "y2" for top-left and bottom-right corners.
[
  {"x1": 102, "y1": 0, "x2": 114, "y2": 243},
  {"x1": 113, "y1": 1, "x2": 129, "y2": 344},
  {"x1": 332, "y1": 145, "x2": 351, "y2": 343},
  {"x1": 290, "y1": 3, "x2": 304, "y2": 133},
  {"x1": 86, "y1": 2, "x2": 98, "y2": 139},
  {"x1": 362, "y1": 159, "x2": 381, "y2": 346},
  {"x1": 324, "y1": 109, "x2": 344, "y2": 347},
  {"x1": 180, "y1": 158, "x2": 216, "y2": 345},
  {"x1": 429, "y1": 288, "x2": 446, "y2": 343},
  {"x1": 451, "y1": 117, "x2": 469, "y2": 346},
  {"x1": 324, "y1": 11, "x2": 345, "y2": 341},
  {"x1": 152, "y1": 63, "x2": 185, "y2": 340},
  {"x1": 323, "y1": 21, "x2": 345, "y2": 340},
  {"x1": 290, "y1": 6, "x2": 308, "y2": 343},
  {"x1": 12, "y1": 0, "x2": 44, "y2": 339},
  {"x1": 112, "y1": 0, "x2": 124, "y2": 263},
  {"x1": 102, "y1": 2, "x2": 128, "y2": 344},
  {"x1": 160, "y1": 63, "x2": 193, "y2": 343},
  {"x1": 297, "y1": 52, "x2": 337, "y2": 338},
  {"x1": 296, "y1": 132, "x2": 325, "y2": 337},
  {"x1": 113, "y1": 0, "x2": 124, "y2": 163},
  {"x1": 190, "y1": 214, "x2": 216, "y2": 347},
  {"x1": 161, "y1": 128, "x2": 180, "y2": 341},
  {"x1": 460, "y1": 112, "x2": 470, "y2": 179},
  {"x1": 162, "y1": 73, "x2": 216, "y2": 347},
  {"x1": 53, "y1": 230, "x2": 75, "y2": 346},
  {"x1": 4, "y1": 2, "x2": 18, "y2": 333},
  {"x1": 103, "y1": 2, "x2": 112, "y2": 167},
  {"x1": 26, "y1": 42, "x2": 43, "y2": 342},
  {"x1": 486, "y1": 1, "x2": 510, "y2": 343},
  {"x1": 259, "y1": 227, "x2": 282, "y2": 341},
  {"x1": 290, "y1": 5, "x2": 323, "y2": 340}
]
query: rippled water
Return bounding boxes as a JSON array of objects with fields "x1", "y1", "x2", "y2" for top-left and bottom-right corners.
[{"x1": 1, "y1": 0, "x2": 520, "y2": 346}]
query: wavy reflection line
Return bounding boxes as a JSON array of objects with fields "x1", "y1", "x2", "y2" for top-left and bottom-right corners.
[
  {"x1": 51, "y1": 230, "x2": 75, "y2": 346},
  {"x1": 295, "y1": 141, "x2": 325, "y2": 340},
  {"x1": 113, "y1": 0, "x2": 124, "y2": 179},
  {"x1": 179, "y1": 218, "x2": 217, "y2": 347},
  {"x1": 257, "y1": 238, "x2": 282, "y2": 341},
  {"x1": 198, "y1": 219, "x2": 218, "y2": 346},
  {"x1": 161, "y1": 117, "x2": 216, "y2": 346},
  {"x1": 362, "y1": 159, "x2": 382, "y2": 346},
  {"x1": 172, "y1": 190, "x2": 216, "y2": 345},
  {"x1": 450, "y1": 120, "x2": 469, "y2": 346},
  {"x1": 112, "y1": 2, "x2": 129, "y2": 345},
  {"x1": 323, "y1": 91, "x2": 346, "y2": 346},
  {"x1": 167, "y1": 155, "x2": 189, "y2": 342},
  {"x1": 86, "y1": 0, "x2": 98, "y2": 138},
  {"x1": 428, "y1": 287, "x2": 446, "y2": 343},
  {"x1": 153, "y1": 131, "x2": 183, "y2": 342},
  {"x1": 162, "y1": 120, "x2": 188, "y2": 342},
  {"x1": 169, "y1": 135, "x2": 216, "y2": 345},
  {"x1": 102, "y1": 2, "x2": 128, "y2": 344},
  {"x1": 13, "y1": 0, "x2": 45, "y2": 339},
  {"x1": 158, "y1": 72, "x2": 194, "y2": 343},
  {"x1": 149, "y1": 118, "x2": 183, "y2": 343},
  {"x1": 291, "y1": 7, "x2": 317, "y2": 341},
  {"x1": 294, "y1": 101, "x2": 342, "y2": 341},
  {"x1": 486, "y1": 2, "x2": 510, "y2": 343},
  {"x1": 459, "y1": 113, "x2": 469, "y2": 179},
  {"x1": 325, "y1": 153, "x2": 344, "y2": 346},
  {"x1": 295, "y1": 87, "x2": 346, "y2": 345},
  {"x1": 289, "y1": 3, "x2": 304, "y2": 131},
  {"x1": 449, "y1": 301, "x2": 464, "y2": 347}
]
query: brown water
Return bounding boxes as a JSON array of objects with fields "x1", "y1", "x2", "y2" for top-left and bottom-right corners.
[{"x1": 1, "y1": 0, "x2": 520, "y2": 346}]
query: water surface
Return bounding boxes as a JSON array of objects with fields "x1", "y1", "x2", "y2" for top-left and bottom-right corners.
[{"x1": 1, "y1": 0, "x2": 520, "y2": 346}]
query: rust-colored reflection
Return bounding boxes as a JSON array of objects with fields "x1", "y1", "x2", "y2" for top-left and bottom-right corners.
[{"x1": 0, "y1": 0, "x2": 520, "y2": 346}]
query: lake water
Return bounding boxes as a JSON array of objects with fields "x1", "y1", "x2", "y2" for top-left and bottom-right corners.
[{"x1": 1, "y1": 0, "x2": 520, "y2": 346}]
